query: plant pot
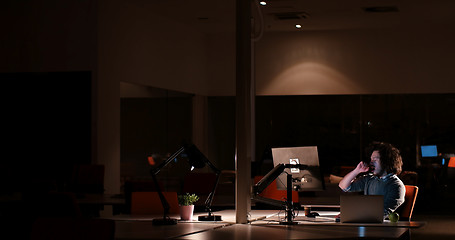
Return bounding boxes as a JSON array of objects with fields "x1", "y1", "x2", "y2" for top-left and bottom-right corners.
[{"x1": 179, "y1": 205, "x2": 194, "y2": 220}]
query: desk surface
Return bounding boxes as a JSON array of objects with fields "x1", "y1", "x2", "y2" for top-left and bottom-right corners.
[
  {"x1": 110, "y1": 209, "x2": 425, "y2": 239},
  {"x1": 115, "y1": 221, "x2": 227, "y2": 239},
  {"x1": 260, "y1": 210, "x2": 425, "y2": 228},
  {"x1": 177, "y1": 224, "x2": 410, "y2": 240},
  {"x1": 76, "y1": 194, "x2": 125, "y2": 205}
]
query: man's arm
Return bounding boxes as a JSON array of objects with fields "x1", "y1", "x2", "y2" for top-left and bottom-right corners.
[
  {"x1": 338, "y1": 162, "x2": 369, "y2": 191},
  {"x1": 383, "y1": 178, "x2": 406, "y2": 216}
]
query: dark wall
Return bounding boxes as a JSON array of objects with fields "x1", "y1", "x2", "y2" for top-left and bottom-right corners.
[
  {"x1": 252, "y1": 94, "x2": 455, "y2": 176},
  {"x1": 120, "y1": 96, "x2": 193, "y2": 180},
  {"x1": 1, "y1": 72, "x2": 92, "y2": 192},
  {"x1": 196, "y1": 94, "x2": 455, "y2": 175},
  {"x1": 119, "y1": 93, "x2": 455, "y2": 189},
  {"x1": 208, "y1": 97, "x2": 236, "y2": 171}
]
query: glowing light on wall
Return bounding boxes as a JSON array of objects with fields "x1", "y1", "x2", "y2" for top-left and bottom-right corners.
[{"x1": 258, "y1": 62, "x2": 365, "y2": 95}]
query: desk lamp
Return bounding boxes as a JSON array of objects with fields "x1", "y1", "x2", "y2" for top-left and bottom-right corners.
[
  {"x1": 150, "y1": 144, "x2": 222, "y2": 225},
  {"x1": 184, "y1": 144, "x2": 222, "y2": 221},
  {"x1": 253, "y1": 163, "x2": 308, "y2": 225},
  {"x1": 150, "y1": 146, "x2": 185, "y2": 225}
]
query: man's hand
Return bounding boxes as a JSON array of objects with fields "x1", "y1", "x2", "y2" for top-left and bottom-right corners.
[
  {"x1": 338, "y1": 161, "x2": 369, "y2": 191},
  {"x1": 355, "y1": 161, "x2": 370, "y2": 174}
]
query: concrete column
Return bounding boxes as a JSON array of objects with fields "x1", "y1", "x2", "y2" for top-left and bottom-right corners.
[{"x1": 235, "y1": 0, "x2": 252, "y2": 223}]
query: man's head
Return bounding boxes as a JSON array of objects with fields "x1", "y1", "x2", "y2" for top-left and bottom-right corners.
[{"x1": 366, "y1": 142, "x2": 403, "y2": 176}]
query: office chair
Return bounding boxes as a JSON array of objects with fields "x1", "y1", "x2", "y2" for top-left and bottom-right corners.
[
  {"x1": 130, "y1": 191, "x2": 179, "y2": 215},
  {"x1": 124, "y1": 180, "x2": 162, "y2": 214},
  {"x1": 396, "y1": 185, "x2": 419, "y2": 221}
]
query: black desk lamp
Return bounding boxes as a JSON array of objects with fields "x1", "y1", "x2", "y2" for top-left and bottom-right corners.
[
  {"x1": 253, "y1": 163, "x2": 308, "y2": 225},
  {"x1": 183, "y1": 144, "x2": 222, "y2": 221},
  {"x1": 150, "y1": 144, "x2": 222, "y2": 225},
  {"x1": 150, "y1": 146, "x2": 185, "y2": 225}
]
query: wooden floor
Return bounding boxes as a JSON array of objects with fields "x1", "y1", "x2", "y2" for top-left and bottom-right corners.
[{"x1": 410, "y1": 212, "x2": 455, "y2": 240}]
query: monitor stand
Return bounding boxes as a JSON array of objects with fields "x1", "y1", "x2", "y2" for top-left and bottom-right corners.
[{"x1": 279, "y1": 173, "x2": 298, "y2": 225}]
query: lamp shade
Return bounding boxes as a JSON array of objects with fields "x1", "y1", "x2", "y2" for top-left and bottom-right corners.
[{"x1": 184, "y1": 144, "x2": 207, "y2": 169}]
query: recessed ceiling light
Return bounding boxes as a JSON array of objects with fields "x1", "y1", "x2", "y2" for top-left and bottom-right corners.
[
  {"x1": 259, "y1": 1, "x2": 267, "y2": 6},
  {"x1": 295, "y1": 24, "x2": 302, "y2": 29}
]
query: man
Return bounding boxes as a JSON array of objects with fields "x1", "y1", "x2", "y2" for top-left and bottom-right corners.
[{"x1": 338, "y1": 142, "x2": 405, "y2": 217}]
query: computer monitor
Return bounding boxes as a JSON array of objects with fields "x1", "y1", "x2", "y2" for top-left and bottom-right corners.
[
  {"x1": 421, "y1": 145, "x2": 438, "y2": 157},
  {"x1": 271, "y1": 146, "x2": 324, "y2": 191}
]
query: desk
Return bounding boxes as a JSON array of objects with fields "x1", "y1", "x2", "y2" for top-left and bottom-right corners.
[
  {"x1": 110, "y1": 210, "x2": 424, "y2": 239},
  {"x1": 260, "y1": 210, "x2": 425, "y2": 228},
  {"x1": 76, "y1": 194, "x2": 126, "y2": 217},
  {"x1": 111, "y1": 211, "x2": 230, "y2": 240},
  {"x1": 178, "y1": 224, "x2": 411, "y2": 240},
  {"x1": 76, "y1": 194, "x2": 126, "y2": 206},
  {"x1": 115, "y1": 221, "x2": 227, "y2": 239}
]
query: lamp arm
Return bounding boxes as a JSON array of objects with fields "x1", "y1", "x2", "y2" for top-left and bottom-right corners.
[
  {"x1": 151, "y1": 171, "x2": 170, "y2": 219},
  {"x1": 149, "y1": 146, "x2": 185, "y2": 220},
  {"x1": 204, "y1": 169, "x2": 221, "y2": 214},
  {"x1": 200, "y1": 156, "x2": 221, "y2": 214},
  {"x1": 204, "y1": 159, "x2": 221, "y2": 175},
  {"x1": 151, "y1": 147, "x2": 185, "y2": 175}
]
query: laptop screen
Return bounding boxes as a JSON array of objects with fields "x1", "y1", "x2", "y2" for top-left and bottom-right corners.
[{"x1": 421, "y1": 145, "x2": 438, "y2": 157}]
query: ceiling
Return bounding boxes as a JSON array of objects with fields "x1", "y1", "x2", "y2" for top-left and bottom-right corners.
[
  {"x1": 144, "y1": 0, "x2": 455, "y2": 34},
  {"x1": 258, "y1": 0, "x2": 455, "y2": 32}
]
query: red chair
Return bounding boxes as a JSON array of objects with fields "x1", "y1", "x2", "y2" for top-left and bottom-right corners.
[
  {"x1": 396, "y1": 185, "x2": 418, "y2": 221},
  {"x1": 131, "y1": 191, "x2": 179, "y2": 215}
]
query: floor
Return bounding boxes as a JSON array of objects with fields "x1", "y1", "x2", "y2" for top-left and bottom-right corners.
[
  {"x1": 410, "y1": 212, "x2": 455, "y2": 240},
  {"x1": 409, "y1": 186, "x2": 455, "y2": 239}
]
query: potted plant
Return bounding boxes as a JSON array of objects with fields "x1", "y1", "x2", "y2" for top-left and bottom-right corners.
[{"x1": 178, "y1": 193, "x2": 199, "y2": 220}]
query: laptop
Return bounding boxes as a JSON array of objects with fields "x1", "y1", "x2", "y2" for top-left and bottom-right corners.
[{"x1": 340, "y1": 195, "x2": 384, "y2": 223}]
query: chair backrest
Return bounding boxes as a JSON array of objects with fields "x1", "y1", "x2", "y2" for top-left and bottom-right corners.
[
  {"x1": 131, "y1": 191, "x2": 179, "y2": 215},
  {"x1": 253, "y1": 176, "x2": 299, "y2": 203},
  {"x1": 124, "y1": 180, "x2": 161, "y2": 213},
  {"x1": 397, "y1": 185, "x2": 418, "y2": 221}
]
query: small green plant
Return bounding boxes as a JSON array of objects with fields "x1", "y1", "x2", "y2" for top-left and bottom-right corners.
[{"x1": 178, "y1": 193, "x2": 199, "y2": 206}]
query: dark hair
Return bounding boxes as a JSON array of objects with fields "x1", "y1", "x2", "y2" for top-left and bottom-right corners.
[{"x1": 366, "y1": 142, "x2": 403, "y2": 175}]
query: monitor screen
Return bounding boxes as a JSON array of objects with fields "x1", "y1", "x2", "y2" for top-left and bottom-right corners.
[
  {"x1": 421, "y1": 145, "x2": 438, "y2": 157},
  {"x1": 272, "y1": 146, "x2": 324, "y2": 191}
]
